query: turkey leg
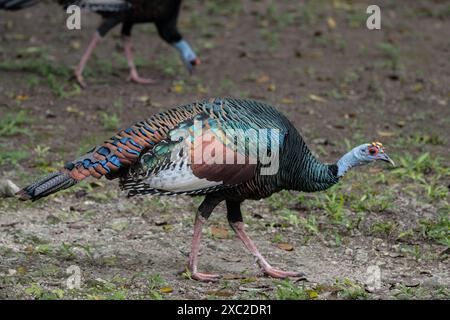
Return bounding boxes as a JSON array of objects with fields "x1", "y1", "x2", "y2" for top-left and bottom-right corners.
[
  {"x1": 123, "y1": 36, "x2": 155, "y2": 85},
  {"x1": 226, "y1": 200, "x2": 305, "y2": 279},
  {"x1": 230, "y1": 221, "x2": 304, "y2": 278},
  {"x1": 75, "y1": 32, "x2": 101, "y2": 88},
  {"x1": 186, "y1": 196, "x2": 223, "y2": 282},
  {"x1": 186, "y1": 214, "x2": 221, "y2": 282}
]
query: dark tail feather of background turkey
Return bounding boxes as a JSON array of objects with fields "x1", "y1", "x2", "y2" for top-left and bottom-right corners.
[
  {"x1": 16, "y1": 171, "x2": 78, "y2": 201},
  {"x1": 0, "y1": 0, "x2": 39, "y2": 10}
]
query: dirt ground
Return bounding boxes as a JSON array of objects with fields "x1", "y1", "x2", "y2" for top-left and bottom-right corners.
[{"x1": 0, "y1": 0, "x2": 449, "y2": 300}]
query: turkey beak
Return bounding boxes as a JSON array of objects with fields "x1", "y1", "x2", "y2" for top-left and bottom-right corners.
[
  {"x1": 186, "y1": 58, "x2": 200, "y2": 75},
  {"x1": 379, "y1": 153, "x2": 395, "y2": 166}
]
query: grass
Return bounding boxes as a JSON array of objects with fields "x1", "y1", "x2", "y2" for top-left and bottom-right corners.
[
  {"x1": 350, "y1": 188, "x2": 394, "y2": 213},
  {"x1": 261, "y1": 3, "x2": 296, "y2": 29},
  {"x1": 98, "y1": 112, "x2": 120, "y2": 131},
  {"x1": 92, "y1": 55, "x2": 114, "y2": 75},
  {"x1": 387, "y1": 152, "x2": 449, "y2": 204},
  {"x1": 31, "y1": 144, "x2": 52, "y2": 172},
  {"x1": 407, "y1": 4, "x2": 450, "y2": 19},
  {"x1": 10, "y1": 268, "x2": 172, "y2": 300},
  {"x1": 25, "y1": 75, "x2": 41, "y2": 88},
  {"x1": 401, "y1": 244, "x2": 423, "y2": 262},
  {"x1": 281, "y1": 209, "x2": 301, "y2": 227},
  {"x1": 421, "y1": 178, "x2": 448, "y2": 201},
  {"x1": 370, "y1": 220, "x2": 396, "y2": 237},
  {"x1": 83, "y1": 278, "x2": 128, "y2": 300},
  {"x1": 299, "y1": 5, "x2": 317, "y2": 28},
  {"x1": 367, "y1": 74, "x2": 386, "y2": 100},
  {"x1": 24, "y1": 283, "x2": 65, "y2": 300},
  {"x1": 407, "y1": 133, "x2": 446, "y2": 146},
  {"x1": 392, "y1": 153, "x2": 449, "y2": 181},
  {"x1": 274, "y1": 278, "x2": 370, "y2": 300},
  {"x1": 320, "y1": 192, "x2": 354, "y2": 228},
  {"x1": 274, "y1": 279, "x2": 311, "y2": 300},
  {"x1": 14, "y1": 256, "x2": 170, "y2": 299},
  {"x1": 418, "y1": 212, "x2": 450, "y2": 247},
  {"x1": 393, "y1": 283, "x2": 428, "y2": 299},
  {"x1": 347, "y1": 11, "x2": 368, "y2": 28},
  {"x1": 75, "y1": 133, "x2": 101, "y2": 157},
  {"x1": 0, "y1": 148, "x2": 28, "y2": 167},
  {"x1": 218, "y1": 77, "x2": 236, "y2": 94},
  {"x1": 0, "y1": 46, "x2": 79, "y2": 98},
  {"x1": 203, "y1": 0, "x2": 242, "y2": 17},
  {"x1": 377, "y1": 42, "x2": 401, "y2": 74},
  {"x1": 154, "y1": 53, "x2": 181, "y2": 77},
  {"x1": 298, "y1": 215, "x2": 319, "y2": 235},
  {"x1": 335, "y1": 278, "x2": 369, "y2": 300},
  {"x1": 260, "y1": 29, "x2": 280, "y2": 50},
  {"x1": 313, "y1": 33, "x2": 347, "y2": 53},
  {"x1": 0, "y1": 110, "x2": 30, "y2": 137},
  {"x1": 34, "y1": 244, "x2": 52, "y2": 255},
  {"x1": 271, "y1": 233, "x2": 284, "y2": 243}
]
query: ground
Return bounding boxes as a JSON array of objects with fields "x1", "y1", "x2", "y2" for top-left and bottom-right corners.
[{"x1": 0, "y1": 0, "x2": 449, "y2": 300}]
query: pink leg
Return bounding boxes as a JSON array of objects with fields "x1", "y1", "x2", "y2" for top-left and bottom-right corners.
[
  {"x1": 75, "y1": 32, "x2": 102, "y2": 88},
  {"x1": 187, "y1": 215, "x2": 221, "y2": 282},
  {"x1": 123, "y1": 36, "x2": 154, "y2": 85},
  {"x1": 231, "y1": 222, "x2": 305, "y2": 279}
]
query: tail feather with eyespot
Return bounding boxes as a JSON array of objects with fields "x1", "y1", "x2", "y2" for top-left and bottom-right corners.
[
  {"x1": 16, "y1": 102, "x2": 214, "y2": 202},
  {"x1": 16, "y1": 116, "x2": 167, "y2": 201},
  {"x1": 16, "y1": 171, "x2": 78, "y2": 201}
]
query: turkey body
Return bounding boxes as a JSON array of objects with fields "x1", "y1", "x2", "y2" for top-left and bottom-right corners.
[
  {"x1": 120, "y1": 98, "x2": 338, "y2": 202},
  {"x1": 17, "y1": 98, "x2": 340, "y2": 281},
  {"x1": 31, "y1": 98, "x2": 336, "y2": 202}
]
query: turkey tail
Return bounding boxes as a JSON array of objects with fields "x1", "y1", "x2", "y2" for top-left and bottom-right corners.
[
  {"x1": 16, "y1": 120, "x2": 162, "y2": 201},
  {"x1": 15, "y1": 104, "x2": 206, "y2": 201},
  {"x1": 16, "y1": 171, "x2": 78, "y2": 201},
  {"x1": 60, "y1": 0, "x2": 132, "y2": 12},
  {"x1": 0, "y1": 0, "x2": 130, "y2": 11},
  {"x1": 0, "y1": 0, "x2": 39, "y2": 10}
]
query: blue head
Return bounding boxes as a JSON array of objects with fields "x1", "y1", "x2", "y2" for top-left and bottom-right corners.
[
  {"x1": 172, "y1": 40, "x2": 200, "y2": 74},
  {"x1": 336, "y1": 142, "x2": 394, "y2": 177}
]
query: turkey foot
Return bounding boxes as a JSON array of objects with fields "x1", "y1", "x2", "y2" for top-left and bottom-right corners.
[
  {"x1": 74, "y1": 70, "x2": 87, "y2": 88},
  {"x1": 178, "y1": 266, "x2": 221, "y2": 283},
  {"x1": 128, "y1": 70, "x2": 155, "y2": 85},
  {"x1": 262, "y1": 266, "x2": 306, "y2": 279},
  {"x1": 191, "y1": 272, "x2": 221, "y2": 282},
  {"x1": 230, "y1": 221, "x2": 305, "y2": 279},
  {"x1": 123, "y1": 36, "x2": 154, "y2": 85}
]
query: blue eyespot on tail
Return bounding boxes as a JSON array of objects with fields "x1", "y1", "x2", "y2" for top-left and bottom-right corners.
[{"x1": 16, "y1": 171, "x2": 78, "y2": 201}]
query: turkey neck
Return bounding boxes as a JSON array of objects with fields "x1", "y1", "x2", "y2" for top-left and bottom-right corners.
[{"x1": 281, "y1": 134, "x2": 339, "y2": 192}]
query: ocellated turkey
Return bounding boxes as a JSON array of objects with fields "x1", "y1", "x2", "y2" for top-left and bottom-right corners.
[{"x1": 16, "y1": 98, "x2": 394, "y2": 281}]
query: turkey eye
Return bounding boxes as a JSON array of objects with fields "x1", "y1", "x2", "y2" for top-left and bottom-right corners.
[{"x1": 369, "y1": 147, "x2": 378, "y2": 155}]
